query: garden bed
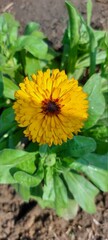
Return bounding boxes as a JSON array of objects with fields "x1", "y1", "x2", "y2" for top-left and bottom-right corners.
[
  {"x1": 0, "y1": 0, "x2": 108, "y2": 239},
  {"x1": 0, "y1": 185, "x2": 108, "y2": 240}
]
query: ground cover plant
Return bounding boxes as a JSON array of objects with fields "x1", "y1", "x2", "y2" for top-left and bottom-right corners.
[{"x1": 0, "y1": 0, "x2": 108, "y2": 220}]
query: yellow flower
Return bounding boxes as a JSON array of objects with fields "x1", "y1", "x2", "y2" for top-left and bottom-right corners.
[{"x1": 13, "y1": 69, "x2": 88, "y2": 146}]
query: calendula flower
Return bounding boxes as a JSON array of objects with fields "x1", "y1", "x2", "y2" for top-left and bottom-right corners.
[{"x1": 13, "y1": 69, "x2": 88, "y2": 146}]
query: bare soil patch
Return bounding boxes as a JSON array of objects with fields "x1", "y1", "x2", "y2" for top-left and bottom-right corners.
[{"x1": 0, "y1": 185, "x2": 108, "y2": 240}]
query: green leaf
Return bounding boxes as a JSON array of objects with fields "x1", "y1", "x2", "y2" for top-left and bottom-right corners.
[
  {"x1": 0, "y1": 107, "x2": 16, "y2": 135},
  {"x1": 39, "y1": 144, "x2": 48, "y2": 157},
  {"x1": 43, "y1": 167, "x2": 55, "y2": 201},
  {"x1": 24, "y1": 22, "x2": 45, "y2": 39},
  {"x1": 59, "y1": 199, "x2": 78, "y2": 220},
  {"x1": 50, "y1": 136, "x2": 96, "y2": 158},
  {"x1": 0, "y1": 149, "x2": 38, "y2": 183},
  {"x1": 3, "y1": 76, "x2": 19, "y2": 99},
  {"x1": 0, "y1": 72, "x2": 3, "y2": 97},
  {"x1": 30, "y1": 185, "x2": 55, "y2": 209},
  {"x1": 87, "y1": 0, "x2": 92, "y2": 26},
  {"x1": 25, "y1": 53, "x2": 41, "y2": 76},
  {"x1": 88, "y1": 26, "x2": 98, "y2": 76},
  {"x1": 76, "y1": 51, "x2": 106, "y2": 68},
  {"x1": 66, "y1": 136, "x2": 96, "y2": 158},
  {"x1": 63, "y1": 171, "x2": 99, "y2": 213},
  {"x1": 8, "y1": 129, "x2": 24, "y2": 149},
  {"x1": 0, "y1": 138, "x2": 8, "y2": 150},
  {"x1": 71, "y1": 153, "x2": 108, "y2": 192},
  {"x1": 96, "y1": 138, "x2": 108, "y2": 155},
  {"x1": 25, "y1": 142, "x2": 39, "y2": 152},
  {"x1": 0, "y1": 166, "x2": 17, "y2": 184},
  {"x1": 0, "y1": 97, "x2": 10, "y2": 108},
  {"x1": 64, "y1": 1, "x2": 80, "y2": 74},
  {"x1": 14, "y1": 155, "x2": 37, "y2": 174},
  {"x1": 13, "y1": 164, "x2": 44, "y2": 187},
  {"x1": 0, "y1": 13, "x2": 19, "y2": 45},
  {"x1": 0, "y1": 149, "x2": 36, "y2": 166},
  {"x1": 24, "y1": 22, "x2": 40, "y2": 35},
  {"x1": 16, "y1": 36, "x2": 48, "y2": 59},
  {"x1": 84, "y1": 74, "x2": 105, "y2": 129},
  {"x1": 45, "y1": 154, "x2": 56, "y2": 166},
  {"x1": 14, "y1": 184, "x2": 31, "y2": 201},
  {"x1": 14, "y1": 171, "x2": 39, "y2": 187},
  {"x1": 54, "y1": 175, "x2": 68, "y2": 216}
]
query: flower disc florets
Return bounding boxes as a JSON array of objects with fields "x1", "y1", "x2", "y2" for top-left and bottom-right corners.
[{"x1": 13, "y1": 69, "x2": 88, "y2": 146}]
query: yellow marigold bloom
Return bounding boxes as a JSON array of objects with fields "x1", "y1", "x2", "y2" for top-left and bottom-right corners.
[{"x1": 13, "y1": 69, "x2": 88, "y2": 146}]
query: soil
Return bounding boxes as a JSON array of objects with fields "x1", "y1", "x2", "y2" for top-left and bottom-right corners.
[
  {"x1": 0, "y1": 185, "x2": 108, "y2": 240},
  {"x1": 0, "y1": 0, "x2": 108, "y2": 48},
  {"x1": 0, "y1": 0, "x2": 108, "y2": 239}
]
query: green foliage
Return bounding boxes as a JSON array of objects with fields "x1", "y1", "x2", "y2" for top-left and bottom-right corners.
[
  {"x1": 61, "y1": 0, "x2": 107, "y2": 79},
  {"x1": 0, "y1": 0, "x2": 107, "y2": 220},
  {"x1": 0, "y1": 149, "x2": 38, "y2": 183},
  {"x1": 63, "y1": 171, "x2": 99, "y2": 213},
  {"x1": 49, "y1": 135, "x2": 97, "y2": 158},
  {"x1": 71, "y1": 153, "x2": 108, "y2": 192},
  {"x1": 83, "y1": 74, "x2": 105, "y2": 129}
]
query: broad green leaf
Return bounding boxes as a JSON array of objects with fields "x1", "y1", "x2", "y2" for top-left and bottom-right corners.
[
  {"x1": 54, "y1": 175, "x2": 68, "y2": 216},
  {"x1": 0, "y1": 72, "x2": 3, "y2": 97},
  {"x1": 60, "y1": 199, "x2": 78, "y2": 220},
  {"x1": 14, "y1": 171, "x2": 38, "y2": 187},
  {"x1": 14, "y1": 155, "x2": 37, "y2": 174},
  {"x1": 0, "y1": 149, "x2": 37, "y2": 172},
  {"x1": 0, "y1": 13, "x2": 19, "y2": 45},
  {"x1": 0, "y1": 148, "x2": 24, "y2": 166},
  {"x1": 72, "y1": 67, "x2": 84, "y2": 80},
  {"x1": 0, "y1": 107, "x2": 16, "y2": 135},
  {"x1": 94, "y1": 30, "x2": 106, "y2": 42},
  {"x1": 63, "y1": 171, "x2": 99, "y2": 213},
  {"x1": 24, "y1": 22, "x2": 40, "y2": 35},
  {"x1": 76, "y1": 51, "x2": 106, "y2": 68},
  {"x1": 84, "y1": 74, "x2": 105, "y2": 129},
  {"x1": 14, "y1": 164, "x2": 44, "y2": 187},
  {"x1": 14, "y1": 184, "x2": 31, "y2": 201},
  {"x1": 65, "y1": 136, "x2": 96, "y2": 157},
  {"x1": 71, "y1": 153, "x2": 108, "y2": 192},
  {"x1": 0, "y1": 149, "x2": 38, "y2": 183},
  {"x1": 50, "y1": 136, "x2": 96, "y2": 158},
  {"x1": 43, "y1": 167, "x2": 55, "y2": 201},
  {"x1": 45, "y1": 47, "x2": 59, "y2": 61},
  {"x1": 16, "y1": 36, "x2": 48, "y2": 59},
  {"x1": 25, "y1": 53, "x2": 41, "y2": 76},
  {"x1": 3, "y1": 76, "x2": 19, "y2": 99},
  {"x1": 24, "y1": 22, "x2": 45, "y2": 39},
  {"x1": 0, "y1": 166, "x2": 17, "y2": 184},
  {"x1": 30, "y1": 185, "x2": 55, "y2": 209},
  {"x1": 101, "y1": 78, "x2": 108, "y2": 93},
  {"x1": 0, "y1": 54, "x2": 6, "y2": 68}
]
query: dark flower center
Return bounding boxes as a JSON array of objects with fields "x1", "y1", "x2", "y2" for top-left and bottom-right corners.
[{"x1": 42, "y1": 99, "x2": 60, "y2": 115}]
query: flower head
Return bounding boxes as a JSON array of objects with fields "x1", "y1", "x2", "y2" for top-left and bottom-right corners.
[{"x1": 13, "y1": 69, "x2": 88, "y2": 146}]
